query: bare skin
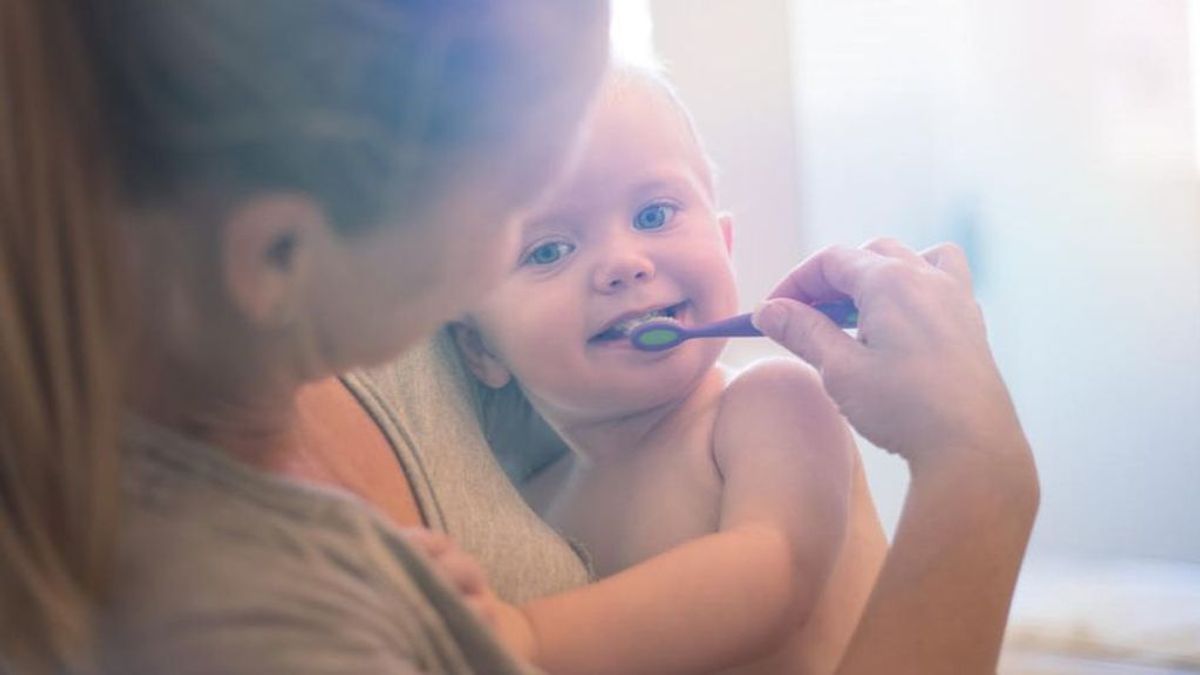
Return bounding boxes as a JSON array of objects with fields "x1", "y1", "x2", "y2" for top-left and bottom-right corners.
[
  {"x1": 521, "y1": 364, "x2": 886, "y2": 675},
  {"x1": 289, "y1": 377, "x2": 425, "y2": 528},
  {"x1": 445, "y1": 69, "x2": 890, "y2": 673},
  {"x1": 752, "y1": 240, "x2": 1039, "y2": 674},
  {"x1": 137, "y1": 371, "x2": 425, "y2": 528},
  {"x1": 431, "y1": 232, "x2": 1039, "y2": 675},
  {"x1": 127, "y1": 42, "x2": 1035, "y2": 674}
]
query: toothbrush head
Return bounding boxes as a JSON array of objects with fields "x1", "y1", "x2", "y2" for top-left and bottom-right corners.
[{"x1": 629, "y1": 320, "x2": 686, "y2": 352}]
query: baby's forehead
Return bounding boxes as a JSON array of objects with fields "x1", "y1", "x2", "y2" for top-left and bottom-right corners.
[{"x1": 590, "y1": 68, "x2": 716, "y2": 195}]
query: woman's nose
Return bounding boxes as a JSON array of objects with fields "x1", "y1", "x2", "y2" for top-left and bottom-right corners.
[{"x1": 592, "y1": 250, "x2": 655, "y2": 293}]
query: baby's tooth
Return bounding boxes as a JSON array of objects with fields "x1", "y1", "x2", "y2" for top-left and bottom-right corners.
[{"x1": 609, "y1": 308, "x2": 671, "y2": 336}]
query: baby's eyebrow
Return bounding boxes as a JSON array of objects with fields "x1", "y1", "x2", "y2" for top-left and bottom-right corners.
[
  {"x1": 519, "y1": 191, "x2": 611, "y2": 233},
  {"x1": 518, "y1": 165, "x2": 709, "y2": 235},
  {"x1": 636, "y1": 166, "x2": 690, "y2": 187},
  {"x1": 519, "y1": 211, "x2": 583, "y2": 239},
  {"x1": 628, "y1": 168, "x2": 706, "y2": 201}
]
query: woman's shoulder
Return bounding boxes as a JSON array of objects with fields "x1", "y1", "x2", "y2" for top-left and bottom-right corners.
[{"x1": 102, "y1": 419, "x2": 531, "y2": 675}]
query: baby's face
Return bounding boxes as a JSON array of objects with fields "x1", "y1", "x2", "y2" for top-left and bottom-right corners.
[{"x1": 468, "y1": 82, "x2": 740, "y2": 423}]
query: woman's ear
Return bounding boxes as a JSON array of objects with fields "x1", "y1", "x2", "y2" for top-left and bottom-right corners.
[
  {"x1": 448, "y1": 321, "x2": 513, "y2": 389},
  {"x1": 718, "y1": 212, "x2": 734, "y2": 254},
  {"x1": 220, "y1": 194, "x2": 326, "y2": 327}
]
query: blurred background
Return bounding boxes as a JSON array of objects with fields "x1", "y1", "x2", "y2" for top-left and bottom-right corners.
[{"x1": 613, "y1": 1, "x2": 1200, "y2": 671}]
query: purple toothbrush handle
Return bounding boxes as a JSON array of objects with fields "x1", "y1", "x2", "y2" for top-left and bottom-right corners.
[
  {"x1": 688, "y1": 300, "x2": 858, "y2": 339},
  {"x1": 687, "y1": 312, "x2": 761, "y2": 338},
  {"x1": 813, "y1": 300, "x2": 859, "y2": 329}
]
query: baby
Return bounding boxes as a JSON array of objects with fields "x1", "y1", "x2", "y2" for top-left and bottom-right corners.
[{"x1": 449, "y1": 65, "x2": 887, "y2": 674}]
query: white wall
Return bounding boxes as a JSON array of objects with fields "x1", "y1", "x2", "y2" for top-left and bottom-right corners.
[
  {"x1": 651, "y1": 0, "x2": 1200, "y2": 563},
  {"x1": 966, "y1": 0, "x2": 1200, "y2": 562}
]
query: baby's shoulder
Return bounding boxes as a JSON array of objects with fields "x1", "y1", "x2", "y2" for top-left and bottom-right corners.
[
  {"x1": 720, "y1": 357, "x2": 827, "y2": 412},
  {"x1": 713, "y1": 357, "x2": 843, "y2": 453}
]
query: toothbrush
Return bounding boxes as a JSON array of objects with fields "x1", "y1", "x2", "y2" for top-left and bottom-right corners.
[{"x1": 628, "y1": 300, "x2": 858, "y2": 352}]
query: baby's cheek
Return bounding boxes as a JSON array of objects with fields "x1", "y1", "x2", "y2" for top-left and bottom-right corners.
[
  {"x1": 700, "y1": 261, "x2": 740, "y2": 317},
  {"x1": 501, "y1": 314, "x2": 572, "y2": 375}
]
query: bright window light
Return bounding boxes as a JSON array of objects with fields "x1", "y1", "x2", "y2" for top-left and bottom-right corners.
[
  {"x1": 610, "y1": 0, "x2": 657, "y2": 67},
  {"x1": 1192, "y1": 0, "x2": 1200, "y2": 174}
]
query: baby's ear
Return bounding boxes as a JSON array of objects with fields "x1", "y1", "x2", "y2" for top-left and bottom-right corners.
[
  {"x1": 448, "y1": 321, "x2": 513, "y2": 389},
  {"x1": 718, "y1": 212, "x2": 734, "y2": 254}
]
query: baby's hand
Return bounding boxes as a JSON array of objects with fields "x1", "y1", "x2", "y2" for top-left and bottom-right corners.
[{"x1": 400, "y1": 529, "x2": 537, "y2": 662}]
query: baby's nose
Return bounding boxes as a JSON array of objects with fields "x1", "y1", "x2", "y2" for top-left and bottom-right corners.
[{"x1": 593, "y1": 253, "x2": 655, "y2": 292}]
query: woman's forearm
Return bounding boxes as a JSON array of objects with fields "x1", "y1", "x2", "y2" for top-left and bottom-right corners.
[
  {"x1": 836, "y1": 435, "x2": 1039, "y2": 675},
  {"x1": 751, "y1": 241, "x2": 1040, "y2": 674}
]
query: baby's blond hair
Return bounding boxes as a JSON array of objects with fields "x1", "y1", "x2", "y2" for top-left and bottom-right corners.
[{"x1": 600, "y1": 62, "x2": 721, "y2": 201}]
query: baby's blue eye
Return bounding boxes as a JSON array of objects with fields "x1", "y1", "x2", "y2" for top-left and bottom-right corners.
[
  {"x1": 524, "y1": 241, "x2": 575, "y2": 266},
  {"x1": 633, "y1": 203, "x2": 677, "y2": 231}
]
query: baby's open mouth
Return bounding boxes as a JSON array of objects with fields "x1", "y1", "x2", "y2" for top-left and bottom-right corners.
[{"x1": 589, "y1": 301, "x2": 687, "y2": 343}]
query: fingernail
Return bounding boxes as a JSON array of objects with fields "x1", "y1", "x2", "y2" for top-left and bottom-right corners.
[{"x1": 752, "y1": 301, "x2": 785, "y2": 335}]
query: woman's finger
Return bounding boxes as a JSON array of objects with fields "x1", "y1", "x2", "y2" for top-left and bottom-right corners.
[
  {"x1": 434, "y1": 550, "x2": 488, "y2": 596},
  {"x1": 466, "y1": 595, "x2": 500, "y2": 628},
  {"x1": 766, "y1": 245, "x2": 884, "y2": 305},
  {"x1": 759, "y1": 237, "x2": 1019, "y2": 465},
  {"x1": 753, "y1": 298, "x2": 861, "y2": 371},
  {"x1": 402, "y1": 529, "x2": 490, "y2": 596},
  {"x1": 862, "y1": 237, "x2": 924, "y2": 265},
  {"x1": 920, "y1": 242, "x2": 972, "y2": 287},
  {"x1": 400, "y1": 528, "x2": 452, "y2": 557}
]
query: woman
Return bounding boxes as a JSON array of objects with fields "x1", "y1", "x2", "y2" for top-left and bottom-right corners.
[
  {"x1": 0, "y1": 1, "x2": 1037, "y2": 674},
  {"x1": 2, "y1": 2, "x2": 607, "y2": 672}
]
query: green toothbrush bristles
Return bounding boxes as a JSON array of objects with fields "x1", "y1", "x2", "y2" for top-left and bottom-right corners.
[{"x1": 635, "y1": 327, "x2": 679, "y2": 348}]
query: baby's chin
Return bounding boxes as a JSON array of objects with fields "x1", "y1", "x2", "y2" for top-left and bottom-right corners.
[{"x1": 566, "y1": 342, "x2": 721, "y2": 417}]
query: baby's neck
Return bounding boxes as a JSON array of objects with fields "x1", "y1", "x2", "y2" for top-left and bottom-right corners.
[{"x1": 551, "y1": 365, "x2": 731, "y2": 466}]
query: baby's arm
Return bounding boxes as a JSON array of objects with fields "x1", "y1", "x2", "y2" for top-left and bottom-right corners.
[
  {"x1": 509, "y1": 358, "x2": 855, "y2": 674},
  {"x1": 713, "y1": 357, "x2": 858, "y2": 655}
]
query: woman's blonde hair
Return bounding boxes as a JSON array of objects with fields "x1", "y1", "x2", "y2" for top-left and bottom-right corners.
[
  {"x1": 1, "y1": 1, "x2": 124, "y2": 670},
  {"x1": 0, "y1": 1, "x2": 607, "y2": 671}
]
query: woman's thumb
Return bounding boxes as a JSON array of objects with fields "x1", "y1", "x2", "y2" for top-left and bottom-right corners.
[{"x1": 752, "y1": 298, "x2": 853, "y2": 369}]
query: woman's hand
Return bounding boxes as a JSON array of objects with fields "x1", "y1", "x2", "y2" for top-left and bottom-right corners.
[
  {"x1": 752, "y1": 239, "x2": 1029, "y2": 473},
  {"x1": 754, "y1": 240, "x2": 1039, "y2": 673},
  {"x1": 400, "y1": 529, "x2": 538, "y2": 663}
]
